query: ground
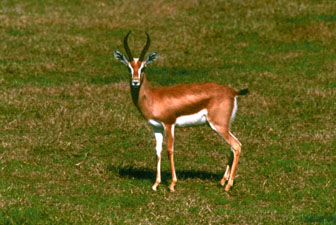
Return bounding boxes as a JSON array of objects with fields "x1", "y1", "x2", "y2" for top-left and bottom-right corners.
[{"x1": 0, "y1": 0, "x2": 335, "y2": 224}]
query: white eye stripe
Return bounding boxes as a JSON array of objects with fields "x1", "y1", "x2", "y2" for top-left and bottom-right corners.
[
  {"x1": 139, "y1": 63, "x2": 145, "y2": 74},
  {"x1": 128, "y1": 64, "x2": 134, "y2": 76},
  {"x1": 129, "y1": 61, "x2": 145, "y2": 80}
]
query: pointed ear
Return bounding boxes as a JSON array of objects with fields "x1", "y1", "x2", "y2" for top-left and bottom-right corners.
[
  {"x1": 145, "y1": 52, "x2": 159, "y2": 65},
  {"x1": 114, "y1": 50, "x2": 129, "y2": 66}
]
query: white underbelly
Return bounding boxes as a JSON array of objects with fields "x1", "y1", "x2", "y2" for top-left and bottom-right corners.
[
  {"x1": 175, "y1": 109, "x2": 208, "y2": 127},
  {"x1": 148, "y1": 109, "x2": 208, "y2": 128}
]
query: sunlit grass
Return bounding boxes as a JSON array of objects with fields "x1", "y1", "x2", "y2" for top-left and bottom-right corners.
[{"x1": 0, "y1": 0, "x2": 335, "y2": 224}]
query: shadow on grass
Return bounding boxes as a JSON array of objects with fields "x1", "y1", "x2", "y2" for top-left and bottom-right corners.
[
  {"x1": 302, "y1": 213, "x2": 336, "y2": 224},
  {"x1": 108, "y1": 164, "x2": 221, "y2": 183}
]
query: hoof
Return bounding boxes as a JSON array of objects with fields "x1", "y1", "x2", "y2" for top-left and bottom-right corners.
[
  {"x1": 152, "y1": 182, "x2": 159, "y2": 191},
  {"x1": 169, "y1": 182, "x2": 176, "y2": 192},
  {"x1": 220, "y1": 178, "x2": 226, "y2": 186},
  {"x1": 225, "y1": 180, "x2": 233, "y2": 191}
]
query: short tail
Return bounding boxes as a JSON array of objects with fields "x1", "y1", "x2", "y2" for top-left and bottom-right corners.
[{"x1": 238, "y1": 88, "x2": 249, "y2": 96}]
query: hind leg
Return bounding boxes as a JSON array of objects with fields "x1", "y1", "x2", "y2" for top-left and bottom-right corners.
[
  {"x1": 224, "y1": 133, "x2": 241, "y2": 191},
  {"x1": 220, "y1": 150, "x2": 233, "y2": 186},
  {"x1": 209, "y1": 122, "x2": 241, "y2": 191}
]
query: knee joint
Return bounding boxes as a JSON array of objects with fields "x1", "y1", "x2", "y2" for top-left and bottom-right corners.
[
  {"x1": 167, "y1": 147, "x2": 174, "y2": 155},
  {"x1": 231, "y1": 145, "x2": 241, "y2": 156}
]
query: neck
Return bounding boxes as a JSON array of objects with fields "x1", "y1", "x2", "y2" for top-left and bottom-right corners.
[
  {"x1": 130, "y1": 84, "x2": 140, "y2": 105},
  {"x1": 130, "y1": 74, "x2": 150, "y2": 107}
]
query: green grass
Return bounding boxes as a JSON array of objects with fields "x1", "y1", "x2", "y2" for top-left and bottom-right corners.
[{"x1": 0, "y1": 0, "x2": 335, "y2": 224}]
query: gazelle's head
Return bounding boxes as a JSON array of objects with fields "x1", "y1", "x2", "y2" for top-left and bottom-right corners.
[{"x1": 114, "y1": 31, "x2": 158, "y2": 87}]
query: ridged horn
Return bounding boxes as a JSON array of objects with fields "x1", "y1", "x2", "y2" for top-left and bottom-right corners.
[
  {"x1": 139, "y1": 32, "x2": 151, "y2": 62},
  {"x1": 123, "y1": 31, "x2": 133, "y2": 62}
]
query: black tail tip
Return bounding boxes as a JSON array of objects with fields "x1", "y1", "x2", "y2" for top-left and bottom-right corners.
[{"x1": 238, "y1": 88, "x2": 249, "y2": 96}]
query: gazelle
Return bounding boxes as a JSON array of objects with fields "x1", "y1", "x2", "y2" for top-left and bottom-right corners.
[{"x1": 114, "y1": 31, "x2": 248, "y2": 192}]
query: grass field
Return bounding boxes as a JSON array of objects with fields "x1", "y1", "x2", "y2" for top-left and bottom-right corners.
[{"x1": 0, "y1": 0, "x2": 335, "y2": 224}]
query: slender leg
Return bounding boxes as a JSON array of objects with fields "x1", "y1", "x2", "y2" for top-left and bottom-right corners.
[
  {"x1": 220, "y1": 150, "x2": 233, "y2": 186},
  {"x1": 209, "y1": 122, "x2": 241, "y2": 191},
  {"x1": 165, "y1": 124, "x2": 177, "y2": 192},
  {"x1": 225, "y1": 132, "x2": 241, "y2": 191},
  {"x1": 220, "y1": 165, "x2": 231, "y2": 186},
  {"x1": 152, "y1": 128, "x2": 163, "y2": 191}
]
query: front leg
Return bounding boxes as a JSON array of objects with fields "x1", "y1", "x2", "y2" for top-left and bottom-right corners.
[
  {"x1": 152, "y1": 128, "x2": 163, "y2": 191},
  {"x1": 165, "y1": 124, "x2": 177, "y2": 192}
]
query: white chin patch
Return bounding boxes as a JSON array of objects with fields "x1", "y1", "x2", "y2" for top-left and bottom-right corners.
[{"x1": 175, "y1": 109, "x2": 208, "y2": 127}]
